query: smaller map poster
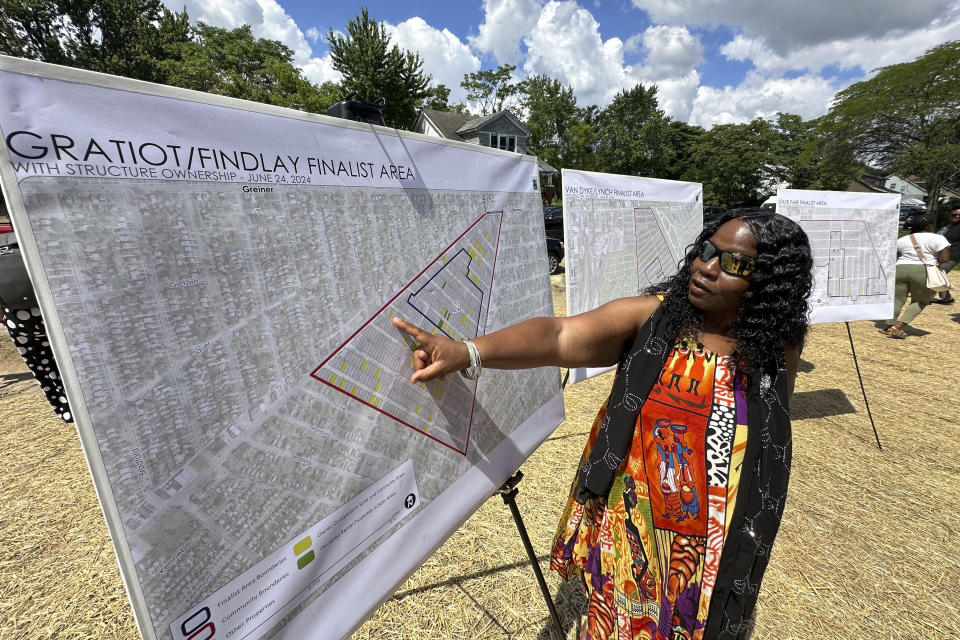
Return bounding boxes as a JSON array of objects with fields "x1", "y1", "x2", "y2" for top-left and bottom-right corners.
[
  {"x1": 562, "y1": 169, "x2": 702, "y2": 383},
  {"x1": 777, "y1": 189, "x2": 900, "y2": 323}
]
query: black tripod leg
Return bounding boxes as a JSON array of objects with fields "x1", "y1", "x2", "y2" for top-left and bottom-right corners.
[
  {"x1": 845, "y1": 322, "x2": 883, "y2": 450},
  {"x1": 499, "y1": 471, "x2": 565, "y2": 639}
]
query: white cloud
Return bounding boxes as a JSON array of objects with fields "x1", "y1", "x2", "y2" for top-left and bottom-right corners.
[
  {"x1": 623, "y1": 32, "x2": 645, "y2": 54},
  {"x1": 385, "y1": 18, "x2": 481, "y2": 100},
  {"x1": 721, "y1": 16, "x2": 960, "y2": 76},
  {"x1": 683, "y1": 8, "x2": 960, "y2": 125},
  {"x1": 168, "y1": 0, "x2": 314, "y2": 63},
  {"x1": 688, "y1": 71, "x2": 837, "y2": 128},
  {"x1": 522, "y1": 1, "x2": 629, "y2": 105},
  {"x1": 631, "y1": 0, "x2": 958, "y2": 54},
  {"x1": 648, "y1": 70, "x2": 701, "y2": 121},
  {"x1": 300, "y1": 55, "x2": 341, "y2": 86},
  {"x1": 162, "y1": 0, "x2": 345, "y2": 87},
  {"x1": 470, "y1": 0, "x2": 544, "y2": 64},
  {"x1": 640, "y1": 25, "x2": 703, "y2": 79}
]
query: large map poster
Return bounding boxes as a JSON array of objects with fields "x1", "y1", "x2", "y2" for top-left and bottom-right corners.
[
  {"x1": 777, "y1": 189, "x2": 900, "y2": 323},
  {"x1": 561, "y1": 169, "x2": 702, "y2": 383},
  {"x1": 0, "y1": 57, "x2": 564, "y2": 640}
]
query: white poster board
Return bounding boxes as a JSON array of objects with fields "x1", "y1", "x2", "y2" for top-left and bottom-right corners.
[
  {"x1": 777, "y1": 189, "x2": 900, "y2": 323},
  {"x1": 0, "y1": 57, "x2": 564, "y2": 640},
  {"x1": 561, "y1": 169, "x2": 702, "y2": 383}
]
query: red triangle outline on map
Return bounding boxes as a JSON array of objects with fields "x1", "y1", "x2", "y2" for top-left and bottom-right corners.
[{"x1": 309, "y1": 211, "x2": 504, "y2": 455}]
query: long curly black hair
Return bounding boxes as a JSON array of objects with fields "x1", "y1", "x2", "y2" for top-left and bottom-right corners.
[{"x1": 644, "y1": 208, "x2": 814, "y2": 373}]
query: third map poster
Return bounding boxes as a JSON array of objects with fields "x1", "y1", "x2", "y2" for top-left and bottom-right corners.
[{"x1": 778, "y1": 188, "x2": 900, "y2": 323}]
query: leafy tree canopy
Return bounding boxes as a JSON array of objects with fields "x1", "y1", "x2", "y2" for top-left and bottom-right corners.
[
  {"x1": 327, "y1": 8, "x2": 432, "y2": 129},
  {"x1": 162, "y1": 23, "x2": 336, "y2": 113},
  {"x1": 824, "y1": 40, "x2": 960, "y2": 213},
  {"x1": 682, "y1": 118, "x2": 780, "y2": 208},
  {"x1": 769, "y1": 113, "x2": 859, "y2": 191},
  {"x1": 519, "y1": 74, "x2": 579, "y2": 168},
  {"x1": 460, "y1": 63, "x2": 520, "y2": 116},
  {"x1": 422, "y1": 83, "x2": 451, "y2": 111},
  {"x1": 593, "y1": 84, "x2": 669, "y2": 178},
  {"x1": 0, "y1": 0, "x2": 190, "y2": 82},
  {"x1": 0, "y1": 0, "x2": 336, "y2": 114}
]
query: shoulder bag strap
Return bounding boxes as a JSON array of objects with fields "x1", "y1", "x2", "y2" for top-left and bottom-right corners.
[{"x1": 908, "y1": 234, "x2": 929, "y2": 264}]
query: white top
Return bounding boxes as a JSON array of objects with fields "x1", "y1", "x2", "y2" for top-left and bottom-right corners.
[{"x1": 897, "y1": 232, "x2": 950, "y2": 266}]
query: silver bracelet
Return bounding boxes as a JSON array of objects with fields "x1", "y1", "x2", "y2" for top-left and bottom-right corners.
[{"x1": 459, "y1": 340, "x2": 482, "y2": 379}]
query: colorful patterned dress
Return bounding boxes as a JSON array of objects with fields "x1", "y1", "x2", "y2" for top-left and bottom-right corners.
[{"x1": 550, "y1": 338, "x2": 749, "y2": 640}]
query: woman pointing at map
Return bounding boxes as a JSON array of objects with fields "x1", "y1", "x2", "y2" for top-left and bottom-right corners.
[{"x1": 393, "y1": 209, "x2": 813, "y2": 640}]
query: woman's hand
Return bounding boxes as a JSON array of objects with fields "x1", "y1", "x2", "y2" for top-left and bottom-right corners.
[{"x1": 392, "y1": 317, "x2": 470, "y2": 383}]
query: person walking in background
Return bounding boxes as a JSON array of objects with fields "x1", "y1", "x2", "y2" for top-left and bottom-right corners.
[
  {"x1": 931, "y1": 206, "x2": 960, "y2": 304},
  {"x1": 880, "y1": 217, "x2": 951, "y2": 339}
]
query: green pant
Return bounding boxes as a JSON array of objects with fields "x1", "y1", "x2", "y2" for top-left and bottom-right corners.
[{"x1": 888, "y1": 263, "x2": 934, "y2": 325}]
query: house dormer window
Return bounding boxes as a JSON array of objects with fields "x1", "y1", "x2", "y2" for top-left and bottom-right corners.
[{"x1": 490, "y1": 133, "x2": 516, "y2": 152}]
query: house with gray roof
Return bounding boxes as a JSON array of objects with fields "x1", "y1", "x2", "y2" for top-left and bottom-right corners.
[{"x1": 414, "y1": 108, "x2": 558, "y2": 202}]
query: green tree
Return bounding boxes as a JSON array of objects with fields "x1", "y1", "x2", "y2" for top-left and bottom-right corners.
[
  {"x1": 519, "y1": 74, "x2": 580, "y2": 168},
  {"x1": 660, "y1": 120, "x2": 705, "y2": 181},
  {"x1": 460, "y1": 63, "x2": 519, "y2": 115},
  {"x1": 682, "y1": 119, "x2": 780, "y2": 208},
  {"x1": 0, "y1": 1, "x2": 336, "y2": 114},
  {"x1": 770, "y1": 113, "x2": 859, "y2": 191},
  {"x1": 0, "y1": 0, "x2": 190, "y2": 82},
  {"x1": 824, "y1": 40, "x2": 960, "y2": 215},
  {"x1": 161, "y1": 23, "x2": 335, "y2": 113},
  {"x1": 327, "y1": 8, "x2": 432, "y2": 129},
  {"x1": 593, "y1": 84, "x2": 669, "y2": 177},
  {"x1": 422, "y1": 84, "x2": 451, "y2": 111}
]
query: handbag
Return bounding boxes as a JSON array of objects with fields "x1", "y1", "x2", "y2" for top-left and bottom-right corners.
[{"x1": 909, "y1": 234, "x2": 954, "y2": 292}]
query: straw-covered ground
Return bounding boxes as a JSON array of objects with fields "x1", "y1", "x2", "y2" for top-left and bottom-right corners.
[{"x1": 2, "y1": 271, "x2": 958, "y2": 640}]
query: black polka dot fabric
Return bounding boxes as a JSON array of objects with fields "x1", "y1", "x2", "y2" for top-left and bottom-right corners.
[{"x1": 3, "y1": 306, "x2": 73, "y2": 422}]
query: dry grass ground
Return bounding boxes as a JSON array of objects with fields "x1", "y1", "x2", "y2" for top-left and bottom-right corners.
[{"x1": 2, "y1": 271, "x2": 959, "y2": 640}]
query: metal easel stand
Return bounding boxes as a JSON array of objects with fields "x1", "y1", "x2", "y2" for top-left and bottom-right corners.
[
  {"x1": 844, "y1": 322, "x2": 883, "y2": 450},
  {"x1": 498, "y1": 470, "x2": 565, "y2": 639}
]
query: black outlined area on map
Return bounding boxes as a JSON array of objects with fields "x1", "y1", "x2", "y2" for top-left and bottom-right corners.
[
  {"x1": 633, "y1": 206, "x2": 675, "y2": 290},
  {"x1": 310, "y1": 211, "x2": 503, "y2": 455},
  {"x1": 802, "y1": 219, "x2": 888, "y2": 301}
]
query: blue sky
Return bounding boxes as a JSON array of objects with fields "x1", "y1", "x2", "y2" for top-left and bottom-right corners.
[{"x1": 166, "y1": 0, "x2": 960, "y2": 127}]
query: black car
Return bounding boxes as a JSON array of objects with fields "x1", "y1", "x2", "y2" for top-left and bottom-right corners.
[
  {"x1": 900, "y1": 206, "x2": 927, "y2": 228},
  {"x1": 546, "y1": 237, "x2": 564, "y2": 275},
  {"x1": 543, "y1": 205, "x2": 563, "y2": 241}
]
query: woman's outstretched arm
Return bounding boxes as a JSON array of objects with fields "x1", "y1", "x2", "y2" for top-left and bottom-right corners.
[{"x1": 392, "y1": 295, "x2": 661, "y2": 383}]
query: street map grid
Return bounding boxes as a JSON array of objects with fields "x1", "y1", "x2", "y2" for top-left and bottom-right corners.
[
  {"x1": 565, "y1": 200, "x2": 699, "y2": 314},
  {"x1": 312, "y1": 212, "x2": 503, "y2": 455},
  {"x1": 778, "y1": 191, "x2": 899, "y2": 323}
]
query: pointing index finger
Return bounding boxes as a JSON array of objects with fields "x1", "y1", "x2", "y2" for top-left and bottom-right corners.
[{"x1": 392, "y1": 316, "x2": 425, "y2": 342}]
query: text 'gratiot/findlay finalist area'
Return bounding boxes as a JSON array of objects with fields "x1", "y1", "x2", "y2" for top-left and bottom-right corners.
[{"x1": 311, "y1": 211, "x2": 504, "y2": 455}]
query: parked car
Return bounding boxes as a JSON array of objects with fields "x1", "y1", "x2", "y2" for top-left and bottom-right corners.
[
  {"x1": 546, "y1": 237, "x2": 564, "y2": 275},
  {"x1": 543, "y1": 205, "x2": 563, "y2": 241},
  {"x1": 899, "y1": 206, "x2": 926, "y2": 228}
]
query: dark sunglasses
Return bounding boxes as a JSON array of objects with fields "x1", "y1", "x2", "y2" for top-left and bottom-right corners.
[{"x1": 698, "y1": 239, "x2": 756, "y2": 276}]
